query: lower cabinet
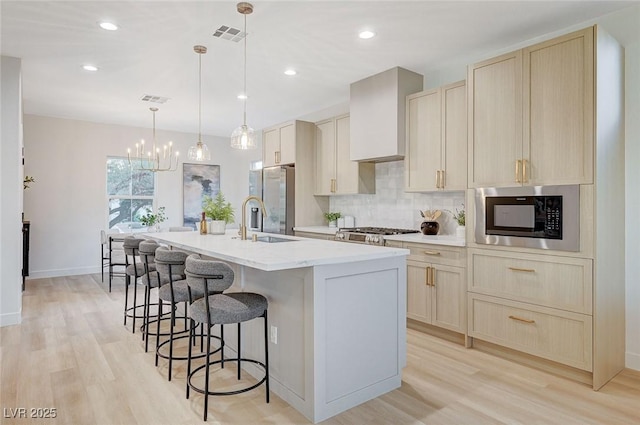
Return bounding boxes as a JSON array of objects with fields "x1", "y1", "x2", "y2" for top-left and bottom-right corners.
[
  {"x1": 468, "y1": 293, "x2": 593, "y2": 371},
  {"x1": 407, "y1": 260, "x2": 466, "y2": 333},
  {"x1": 467, "y1": 248, "x2": 594, "y2": 372}
]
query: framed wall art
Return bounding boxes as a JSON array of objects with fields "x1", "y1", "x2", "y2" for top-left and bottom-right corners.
[{"x1": 183, "y1": 163, "x2": 220, "y2": 229}]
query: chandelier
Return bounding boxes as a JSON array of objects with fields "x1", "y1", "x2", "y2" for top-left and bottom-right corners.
[
  {"x1": 230, "y1": 2, "x2": 256, "y2": 150},
  {"x1": 128, "y1": 107, "x2": 179, "y2": 172},
  {"x1": 187, "y1": 45, "x2": 211, "y2": 161}
]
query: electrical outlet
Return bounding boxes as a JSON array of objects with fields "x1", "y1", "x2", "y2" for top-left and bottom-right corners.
[{"x1": 270, "y1": 325, "x2": 278, "y2": 344}]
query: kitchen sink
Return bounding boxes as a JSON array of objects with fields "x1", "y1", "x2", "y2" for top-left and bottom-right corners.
[{"x1": 255, "y1": 235, "x2": 297, "y2": 243}]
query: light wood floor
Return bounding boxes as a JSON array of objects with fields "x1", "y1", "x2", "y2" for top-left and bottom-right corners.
[{"x1": 1, "y1": 274, "x2": 639, "y2": 425}]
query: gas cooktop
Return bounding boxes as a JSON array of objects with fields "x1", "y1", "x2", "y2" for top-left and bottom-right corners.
[
  {"x1": 338, "y1": 227, "x2": 420, "y2": 235},
  {"x1": 335, "y1": 227, "x2": 419, "y2": 245}
]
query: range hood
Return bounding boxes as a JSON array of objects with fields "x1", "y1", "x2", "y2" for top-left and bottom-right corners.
[{"x1": 349, "y1": 67, "x2": 423, "y2": 162}]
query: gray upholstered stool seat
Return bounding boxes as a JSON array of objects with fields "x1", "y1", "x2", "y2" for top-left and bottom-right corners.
[
  {"x1": 184, "y1": 254, "x2": 269, "y2": 421},
  {"x1": 190, "y1": 293, "x2": 268, "y2": 325},
  {"x1": 126, "y1": 263, "x2": 155, "y2": 276},
  {"x1": 154, "y1": 247, "x2": 216, "y2": 381},
  {"x1": 158, "y1": 280, "x2": 204, "y2": 303}
]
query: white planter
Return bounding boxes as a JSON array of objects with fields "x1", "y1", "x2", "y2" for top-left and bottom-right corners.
[
  {"x1": 209, "y1": 220, "x2": 226, "y2": 235},
  {"x1": 328, "y1": 221, "x2": 337, "y2": 228},
  {"x1": 455, "y1": 225, "x2": 466, "y2": 239}
]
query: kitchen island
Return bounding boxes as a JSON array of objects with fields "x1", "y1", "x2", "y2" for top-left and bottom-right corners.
[{"x1": 145, "y1": 230, "x2": 409, "y2": 423}]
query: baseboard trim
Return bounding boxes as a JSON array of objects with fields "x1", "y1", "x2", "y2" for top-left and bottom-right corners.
[
  {"x1": 626, "y1": 351, "x2": 640, "y2": 371},
  {"x1": 407, "y1": 319, "x2": 466, "y2": 345},
  {"x1": 27, "y1": 266, "x2": 100, "y2": 280},
  {"x1": 0, "y1": 310, "x2": 22, "y2": 327}
]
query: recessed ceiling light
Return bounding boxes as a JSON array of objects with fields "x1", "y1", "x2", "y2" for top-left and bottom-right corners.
[
  {"x1": 237, "y1": 93, "x2": 248, "y2": 100},
  {"x1": 284, "y1": 69, "x2": 297, "y2": 76},
  {"x1": 358, "y1": 30, "x2": 375, "y2": 39},
  {"x1": 99, "y1": 21, "x2": 119, "y2": 31},
  {"x1": 82, "y1": 65, "x2": 98, "y2": 72}
]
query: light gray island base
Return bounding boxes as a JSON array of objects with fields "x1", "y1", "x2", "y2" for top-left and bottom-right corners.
[{"x1": 146, "y1": 231, "x2": 408, "y2": 423}]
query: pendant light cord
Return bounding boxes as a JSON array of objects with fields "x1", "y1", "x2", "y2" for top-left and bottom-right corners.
[
  {"x1": 198, "y1": 50, "x2": 202, "y2": 143},
  {"x1": 243, "y1": 12, "x2": 247, "y2": 126}
]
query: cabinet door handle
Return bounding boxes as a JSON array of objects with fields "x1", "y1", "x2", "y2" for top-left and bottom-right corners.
[
  {"x1": 508, "y1": 267, "x2": 535, "y2": 273},
  {"x1": 515, "y1": 160, "x2": 521, "y2": 183},
  {"x1": 430, "y1": 267, "x2": 436, "y2": 287},
  {"x1": 425, "y1": 266, "x2": 431, "y2": 286},
  {"x1": 435, "y1": 170, "x2": 440, "y2": 188},
  {"x1": 423, "y1": 250, "x2": 441, "y2": 256},
  {"x1": 509, "y1": 315, "x2": 535, "y2": 324},
  {"x1": 522, "y1": 159, "x2": 528, "y2": 183},
  {"x1": 330, "y1": 179, "x2": 336, "y2": 193},
  {"x1": 440, "y1": 170, "x2": 445, "y2": 188}
]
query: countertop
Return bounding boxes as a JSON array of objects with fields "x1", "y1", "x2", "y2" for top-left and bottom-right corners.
[
  {"x1": 145, "y1": 230, "x2": 408, "y2": 272},
  {"x1": 293, "y1": 226, "x2": 465, "y2": 247}
]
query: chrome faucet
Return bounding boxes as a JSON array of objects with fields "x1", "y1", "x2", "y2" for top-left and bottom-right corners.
[{"x1": 240, "y1": 195, "x2": 267, "y2": 240}]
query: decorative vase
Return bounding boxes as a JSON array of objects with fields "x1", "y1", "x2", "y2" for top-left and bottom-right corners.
[
  {"x1": 420, "y1": 221, "x2": 440, "y2": 235},
  {"x1": 328, "y1": 220, "x2": 337, "y2": 228},
  {"x1": 455, "y1": 225, "x2": 466, "y2": 239},
  {"x1": 209, "y1": 220, "x2": 226, "y2": 235}
]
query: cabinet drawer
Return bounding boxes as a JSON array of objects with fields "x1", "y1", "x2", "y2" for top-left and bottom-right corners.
[
  {"x1": 468, "y1": 249, "x2": 592, "y2": 314},
  {"x1": 405, "y1": 243, "x2": 465, "y2": 267},
  {"x1": 385, "y1": 240, "x2": 403, "y2": 248},
  {"x1": 469, "y1": 294, "x2": 592, "y2": 371}
]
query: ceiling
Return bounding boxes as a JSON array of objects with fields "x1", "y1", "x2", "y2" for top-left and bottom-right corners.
[{"x1": 1, "y1": 1, "x2": 637, "y2": 138}]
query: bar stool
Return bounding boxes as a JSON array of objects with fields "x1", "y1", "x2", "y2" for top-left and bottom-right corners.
[
  {"x1": 138, "y1": 240, "x2": 177, "y2": 352},
  {"x1": 154, "y1": 247, "x2": 217, "y2": 381},
  {"x1": 184, "y1": 255, "x2": 269, "y2": 421},
  {"x1": 123, "y1": 236, "x2": 155, "y2": 333}
]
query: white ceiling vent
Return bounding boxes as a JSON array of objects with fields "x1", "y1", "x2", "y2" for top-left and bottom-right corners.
[
  {"x1": 213, "y1": 25, "x2": 246, "y2": 42},
  {"x1": 141, "y1": 94, "x2": 170, "y2": 104}
]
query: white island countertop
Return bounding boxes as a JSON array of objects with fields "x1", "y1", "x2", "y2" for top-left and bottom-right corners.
[{"x1": 146, "y1": 230, "x2": 408, "y2": 271}]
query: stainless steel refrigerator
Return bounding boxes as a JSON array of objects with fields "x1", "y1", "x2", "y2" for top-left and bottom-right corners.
[{"x1": 262, "y1": 165, "x2": 295, "y2": 235}]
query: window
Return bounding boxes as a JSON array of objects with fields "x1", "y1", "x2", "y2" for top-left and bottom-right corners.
[{"x1": 106, "y1": 157, "x2": 155, "y2": 229}]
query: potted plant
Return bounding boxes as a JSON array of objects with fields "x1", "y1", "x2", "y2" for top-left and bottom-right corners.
[
  {"x1": 451, "y1": 205, "x2": 465, "y2": 238},
  {"x1": 323, "y1": 212, "x2": 342, "y2": 228},
  {"x1": 203, "y1": 192, "x2": 235, "y2": 234},
  {"x1": 140, "y1": 206, "x2": 167, "y2": 232}
]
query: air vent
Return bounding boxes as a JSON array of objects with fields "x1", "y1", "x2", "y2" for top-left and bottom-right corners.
[
  {"x1": 141, "y1": 94, "x2": 170, "y2": 104},
  {"x1": 213, "y1": 25, "x2": 246, "y2": 42}
]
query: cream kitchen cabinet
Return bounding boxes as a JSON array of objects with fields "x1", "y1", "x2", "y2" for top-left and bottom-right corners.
[
  {"x1": 263, "y1": 121, "x2": 296, "y2": 167},
  {"x1": 314, "y1": 115, "x2": 375, "y2": 195},
  {"x1": 468, "y1": 27, "x2": 594, "y2": 187},
  {"x1": 405, "y1": 80, "x2": 467, "y2": 192},
  {"x1": 405, "y1": 243, "x2": 466, "y2": 334}
]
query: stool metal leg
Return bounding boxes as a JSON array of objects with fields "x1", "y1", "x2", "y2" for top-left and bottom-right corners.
[
  {"x1": 155, "y1": 298, "x2": 162, "y2": 367},
  {"x1": 123, "y1": 275, "x2": 130, "y2": 325},
  {"x1": 237, "y1": 323, "x2": 242, "y2": 380},
  {"x1": 264, "y1": 309, "x2": 270, "y2": 403}
]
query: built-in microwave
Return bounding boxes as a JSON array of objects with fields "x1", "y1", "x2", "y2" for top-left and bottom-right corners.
[{"x1": 475, "y1": 185, "x2": 579, "y2": 251}]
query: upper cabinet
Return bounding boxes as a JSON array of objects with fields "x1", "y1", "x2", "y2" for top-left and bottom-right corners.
[
  {"x1": 315, "y1": 115, "x2": 375, "y2": 196},
  {"x1": 405, "y1": 81, "x2": 467, "y2": 192},
  {"x1": 350, "y1": 67, "x2": 423, "y2": 162},
  {"x1": 263, "y1": 122, "x2": 296, "y2": 167},
  {"x1": 468, "y1": 27, "x2": 594, "y2": 188}
]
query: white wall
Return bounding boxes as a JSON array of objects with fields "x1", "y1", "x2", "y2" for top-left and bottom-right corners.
[
  {"x1": 22, "y1": 115, "x2": 261, "y2": 278},
  {"x1": 0, "y1": 56, "x2": 23, "y2": 326}
]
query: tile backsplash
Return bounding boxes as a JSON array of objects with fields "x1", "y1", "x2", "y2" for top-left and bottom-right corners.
[{"x1": 329, "y1": 161, "x2": 465, "y2": 235}]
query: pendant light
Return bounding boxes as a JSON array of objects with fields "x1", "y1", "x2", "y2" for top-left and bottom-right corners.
[
  {"x1": 188, "y1": 45, "x2": 211, "y2": 161},
  {"x1": 230, "y1": 2, "x2": 256, "y2": 150},
  {"x1": 127, "y1": 107, "x2": 179, "y2": 172}
]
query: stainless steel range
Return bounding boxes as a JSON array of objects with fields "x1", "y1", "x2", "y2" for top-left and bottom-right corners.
[{"x1": 334, "y1": 227, "x2": 419, "y2": 246}]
